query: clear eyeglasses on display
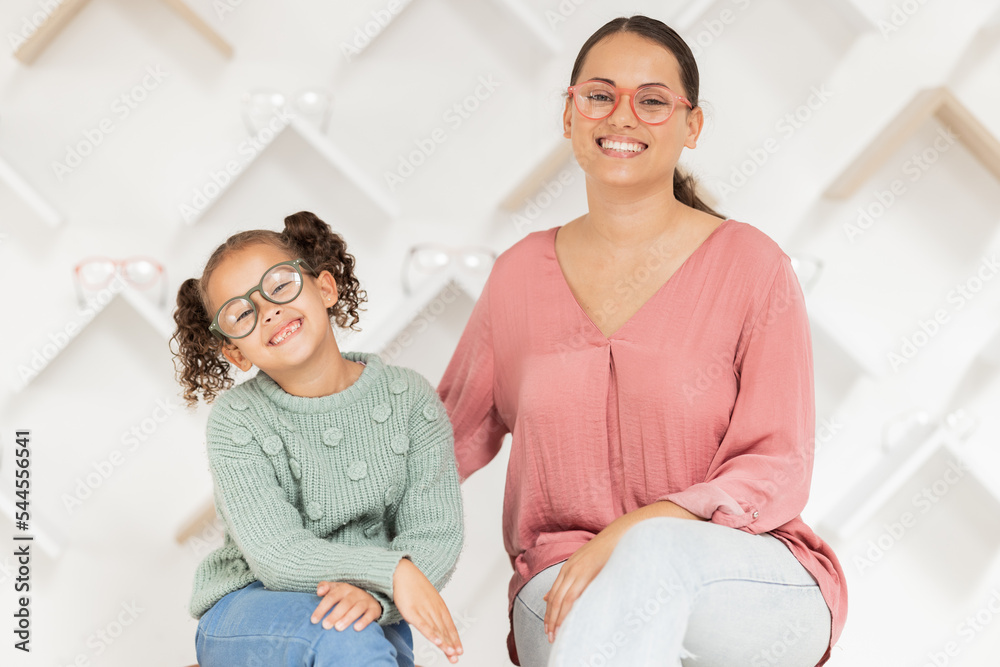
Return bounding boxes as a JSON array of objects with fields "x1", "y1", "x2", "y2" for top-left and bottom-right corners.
[
  {"x1": 73, "y1": 257, "x2": 167, "y2": 308},
  {"x1": 240, "y1": 88, "x2": 333, "y2": 134},
  {"x1": 401, "y1": 245, "x2": 497, "y2": 295}
]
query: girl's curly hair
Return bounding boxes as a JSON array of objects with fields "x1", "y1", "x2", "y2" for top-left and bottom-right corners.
[{"x1": 170, "y1": 211, "x2": 367, "y2": 406}]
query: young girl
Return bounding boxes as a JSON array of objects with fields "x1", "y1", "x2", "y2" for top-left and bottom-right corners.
[{"x1": 172, "y1": 211, "x2": 464, "y2": 667}]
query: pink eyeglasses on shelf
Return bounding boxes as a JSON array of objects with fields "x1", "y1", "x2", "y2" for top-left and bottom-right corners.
[{"x1": 73, "y1": 256, "x2": 167, "y2": 307}]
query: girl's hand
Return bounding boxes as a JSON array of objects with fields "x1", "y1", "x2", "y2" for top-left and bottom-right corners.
[
  {"x1": 311, "y1": 581, "x2": 383, "y2": 632},
  {"x1": 393, "y1": 557, "x2": 463, "y2": 663},
  {"x1": 542, "y1": 531, "x2": 616, "y2": 643}
]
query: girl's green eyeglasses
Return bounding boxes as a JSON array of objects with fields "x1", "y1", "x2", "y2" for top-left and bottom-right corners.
[{"x1": 209, "y1": 258, "x2": 316, "y2": 340}]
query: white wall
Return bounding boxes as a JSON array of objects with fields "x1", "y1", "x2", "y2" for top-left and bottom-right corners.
[{"x1": 1, "y1": 0, "x2": 999, "y2": 665}]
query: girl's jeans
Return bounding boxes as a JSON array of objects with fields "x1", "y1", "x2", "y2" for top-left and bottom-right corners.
[
  {"x1": 195, "y1": 581, "x2": 414, "y2": 667},
  {"x1": 513, "y1": 517, "x2": 832, "y2": 667}
]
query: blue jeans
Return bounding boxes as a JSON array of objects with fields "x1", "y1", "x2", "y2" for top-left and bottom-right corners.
[
  {"x1": 513, "y1": 518, "x2": 832, "y2": 666},
  {"x1": 195, "y1": 581, "x2": 414, "y2": 667}
]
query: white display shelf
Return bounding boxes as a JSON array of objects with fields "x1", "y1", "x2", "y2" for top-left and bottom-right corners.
[
  {"x1": 819, "y1": 412, "x2": 995, "y2": 541},
  {"x1": 675, "y1": 0, "x2": 873, "y2": 37},
  {"x1": 496, "y1": 135, "x2": 574, "y2": 211},
  {"x1": 489, "y1": 0, "x2": 561, "y2": 55},
  {"x1": 12, "y1": 0, "x2": 233, "y2": 64},
  {"x1": 824, "y1": 86, "x2": 1000, "y2": 199},
  {"x1": 14, "y1": 285, "x2": 174, "y2": 394},
  {"x1": 185, "y1": 115, "x2": 400, "y2": 225},
  {"x1": 807, "y1": 301, "x2": 886, "y2": 378},
  {"x1": 0, "y1": 154, "x2": 63, "y2": 227},
  {"x1": 345, "y1": 266, "x2": 484, "y2": 356}
]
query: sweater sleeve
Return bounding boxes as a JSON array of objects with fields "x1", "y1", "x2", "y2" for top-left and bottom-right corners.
[
  {"x1": 388, "y1": 376, "x2": 464, "y2": 590},
  {"x1": 206, "y1": 403, "x2": 409, "y2": 601},
  {"x1": 437, "y1": 276, "x2": 510, "y2": 482},
  {"x1": 663, "y1": 256, "x2": 816, "y2": 533}
]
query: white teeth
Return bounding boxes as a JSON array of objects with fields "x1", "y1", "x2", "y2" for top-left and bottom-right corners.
[
  {"x1": 271, "y1": 319, "x2": 301, "y2": 344},
  {"x1": 600, "y1": 139, "x2": 645, "y2": 153}
]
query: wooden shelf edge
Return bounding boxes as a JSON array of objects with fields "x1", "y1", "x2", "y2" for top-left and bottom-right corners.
[
  {"x1": 824, "y1": 86, "x2": 1000, "y2": 199},
  {"x1": 159, "y1": 0, "x2": 234, "y2": 58},
  {"x1": 12, "y1": 0, "x2": 92, "y2": 65}
]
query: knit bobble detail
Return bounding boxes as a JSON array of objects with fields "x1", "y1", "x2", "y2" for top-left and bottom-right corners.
[
  {"x1": 323, "y1": 427, "x2": 344, "y2": 447},
  {"x1": 422, "y1": 403, "x2": 438, "y2": 421},
  {"x1": 372, "y1": 403, "x2": 391, "y2": 423},
  {"x1": 306, "y1": 502, "x2": 324, "y2": 521},
  {"x1": 231, "y1": 427, "x2": 253, "y2": 446},
  {"x1": 347, "y1": 461, "x2": 368, "y2": 481},
  {"x1": 289, "y1": 458, "x2": 302, "y2": 479},
  {"x1": 262, "y1": 435, "x2": 283, "y2": 456},
  {"x1": 390, "y1": 433, "x2": 410, "y2": 455},
  {"x1": 389, "y1": 378, "x2": 407, "y2": 394}
]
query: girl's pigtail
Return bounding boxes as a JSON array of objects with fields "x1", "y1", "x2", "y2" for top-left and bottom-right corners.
[
  {"x1": 282, "y1": 211, "x2": 367, "y2": 330},
  {"x1": 170, "y1": 277, "x2": 233, "y2": 406}
]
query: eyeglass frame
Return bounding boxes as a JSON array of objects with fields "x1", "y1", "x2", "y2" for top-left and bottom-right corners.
[
  {"x1": 566, "y1": 79, "x2": 693, "y2": 126},
  {"x1": 73, "y1": 256, "x2": 167, "y2": 307},
  {"x1": 208, "y1": 258, "x2": 316, "y2": 341},
  {"x1": 401, "y1": 244, "x2": 498, "y2": 295}
]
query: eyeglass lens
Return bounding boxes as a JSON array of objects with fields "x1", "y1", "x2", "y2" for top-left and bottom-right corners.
[
  {"x1": 217, "y1": 264, "x2": 304, "y2": 338},
  {"x1": 575, "y1": 81, "x2": 676, "y2": 123}
]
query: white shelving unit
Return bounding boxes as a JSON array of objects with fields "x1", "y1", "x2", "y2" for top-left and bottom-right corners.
[
  {"x1": 184, "y1": 115, "x2": 400, "y2": 225},
  {"x1": 14, "y1": 285, "x2": 174, "y2": 394},
  {"x1": 0, "y1": 154, "x2": 62, "y2": 227},
  {"x1": 11, "y1": 0, "x2": 233, "y2": 64}
]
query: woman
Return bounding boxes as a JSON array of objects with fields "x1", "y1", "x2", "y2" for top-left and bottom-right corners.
[{"x1": 438, "y1": 15, "x2": 846, "y2": 667}]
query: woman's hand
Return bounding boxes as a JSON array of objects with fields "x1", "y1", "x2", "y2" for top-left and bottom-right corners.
[
  {"x1": 310, "y1": 581, "x2": 383, "y2": 632},
  {"x1": 393, "y1": 557, "x2": 463, "y2": 663},
  {"x1": 543, "y1": 501, "x2": 704, "y2": 642},
  {"x1": 542, "y1": 530, "x2": 616, "y2": 643}
]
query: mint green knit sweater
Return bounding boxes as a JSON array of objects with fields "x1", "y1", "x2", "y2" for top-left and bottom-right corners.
[{"x1": 189, "y1": 351, "x2": 464, "y2": 626}]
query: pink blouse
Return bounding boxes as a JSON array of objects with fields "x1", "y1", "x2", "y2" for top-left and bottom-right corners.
[{"x1": 437, "y1": 219, "x2": 847, "y2": 666}]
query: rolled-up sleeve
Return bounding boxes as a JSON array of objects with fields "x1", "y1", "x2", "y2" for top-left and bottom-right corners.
[{"x1": 663, "y1": 256, "x2": 815, "y2": 533}]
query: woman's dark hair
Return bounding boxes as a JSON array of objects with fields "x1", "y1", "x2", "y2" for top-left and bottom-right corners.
[
  {"x1": 170, "y1": 211, "x2": 367, "y2": 406},
  {"x1": 570, "y1": 15, "x2": 725, "y2": 219}
]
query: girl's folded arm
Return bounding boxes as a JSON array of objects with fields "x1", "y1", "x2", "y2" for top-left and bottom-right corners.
[
  {"x1": 389, "y1": 379, "x2": 465, "y2": 590},
  {"x1": 207, "y1": 404, "x2": 410, "y2": 599}
]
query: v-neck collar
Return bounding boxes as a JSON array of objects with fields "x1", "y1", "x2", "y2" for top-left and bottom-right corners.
[{"x1": 548, "y1": 218, "x2": 734, "y2": 341}]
